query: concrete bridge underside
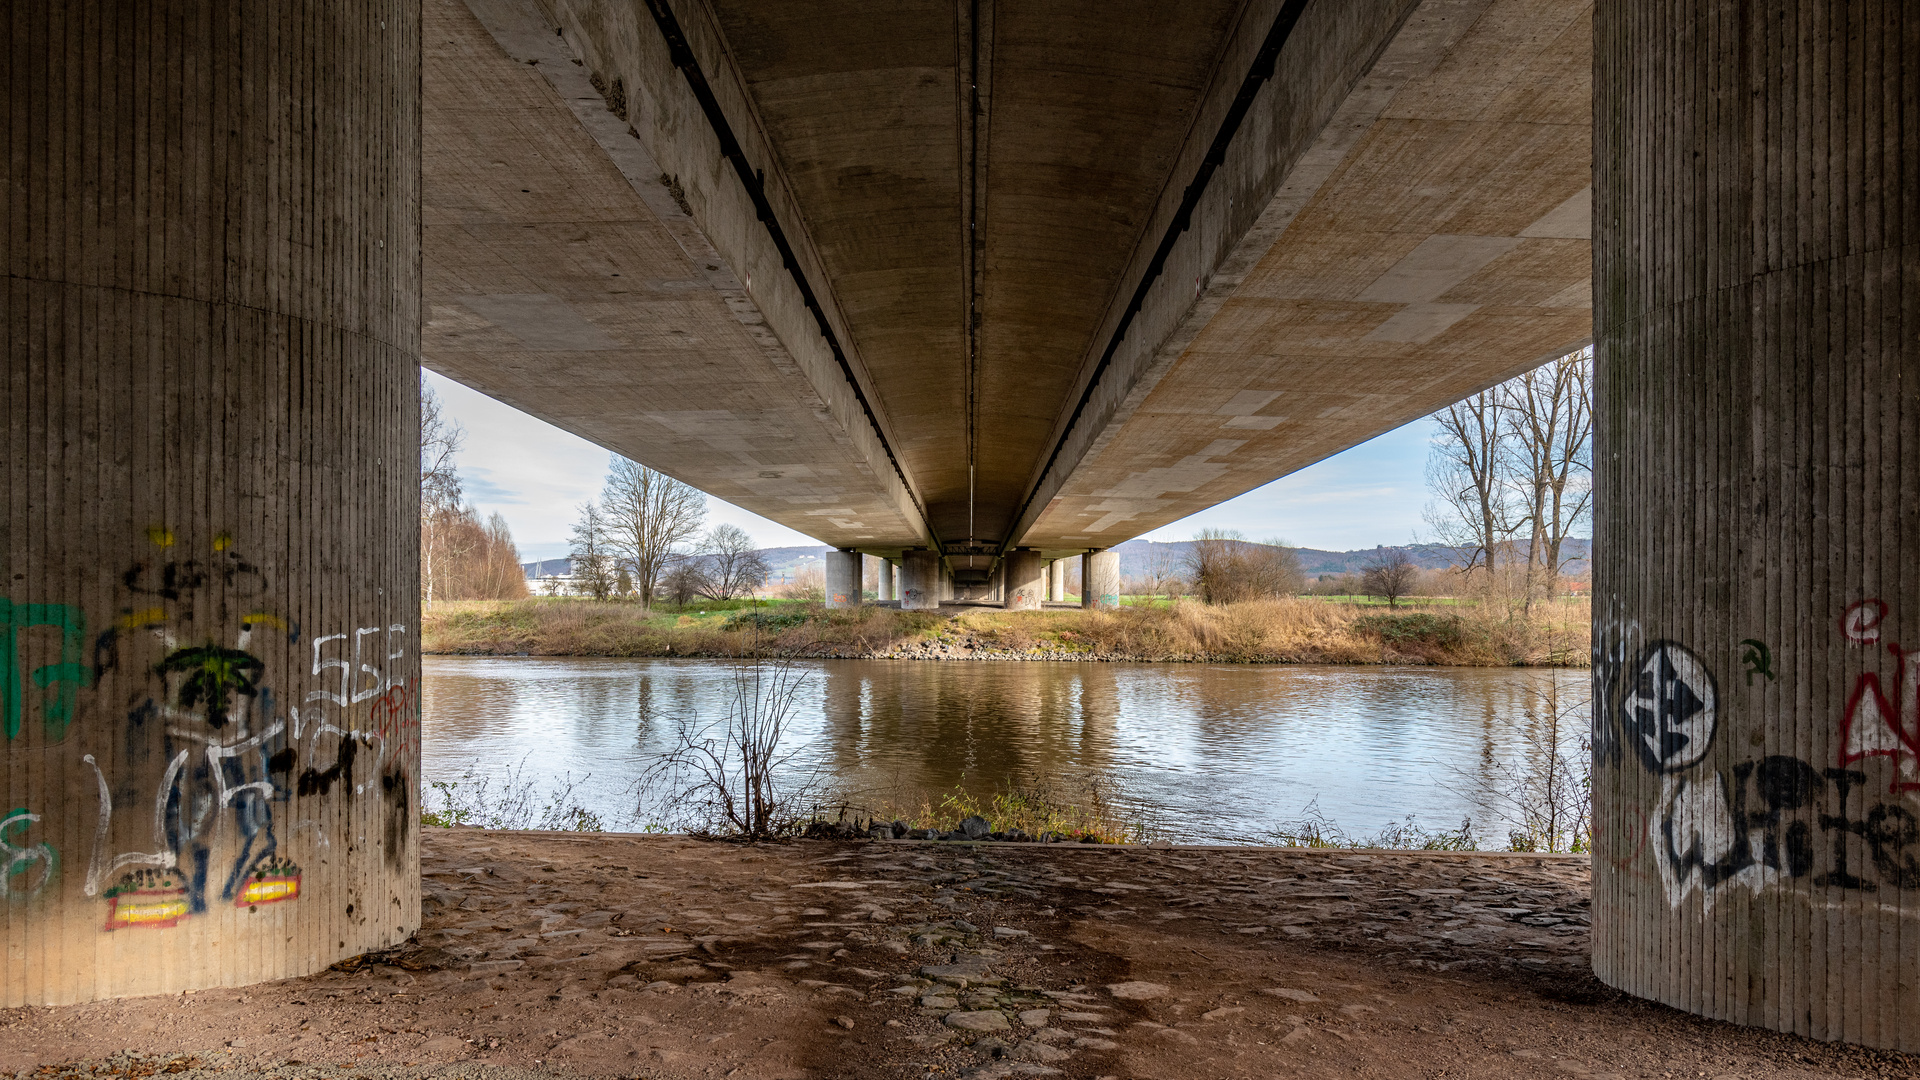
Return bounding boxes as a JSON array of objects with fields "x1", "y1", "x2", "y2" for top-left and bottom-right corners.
[
  {"x1": 423, "y1": 0, "x2": 1592, "y2": 565},
  {"x1": 11, "y1": 0, "x2": 1920, "y2": 1058}
]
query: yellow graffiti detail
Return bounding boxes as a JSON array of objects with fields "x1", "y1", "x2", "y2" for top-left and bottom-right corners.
[
  {"x1": 110, "y1": 896, "x2": 189, "y2": 927},
  {"x1": 242, "y1": 613, "x2": 286, "y2": 630},
  {"x1": 212, "y1": 531, "x2": 233, "y2": 551},
  {"x1": 145, "y1": 526, "x2": 174, "y2": 548},
  {"x1": 117, "y1": 608, "x2": 168, "y2": 630},
  {"x1": 239, "y1": 876, "x2": 299, "y2": 905}
]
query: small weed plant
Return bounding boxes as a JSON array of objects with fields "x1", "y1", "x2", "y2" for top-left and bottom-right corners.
[{"x1": 420, "y1": 756, "x2": 604, "y2": 832}]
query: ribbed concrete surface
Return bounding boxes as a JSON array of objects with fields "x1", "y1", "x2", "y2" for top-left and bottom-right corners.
[
  {"x1": 1591, "y1": 1, "x2": 1920, "y2": 1049},
  {"x1": 2, "y1": 1, "x2": 422, "y2": 1004}
]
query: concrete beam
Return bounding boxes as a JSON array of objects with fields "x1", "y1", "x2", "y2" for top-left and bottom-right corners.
[
  {"x1": 1012, "y1": 0, "x2": 1592, "y2": 549},
  {"x1": 425, "y1": 0, "x2": 932, "y2": 551}
]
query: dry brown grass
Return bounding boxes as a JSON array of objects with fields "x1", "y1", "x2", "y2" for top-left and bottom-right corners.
[{"x1": 422, "y1": 596, "x2": 1589, "y2": 666}]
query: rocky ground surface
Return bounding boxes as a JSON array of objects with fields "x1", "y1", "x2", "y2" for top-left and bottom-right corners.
[{"x1": 5, "y1": 831, "x2": 1916, "y2": 1079}]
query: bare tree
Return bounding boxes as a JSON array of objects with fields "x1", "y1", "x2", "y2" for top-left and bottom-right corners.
[
  {"x1": 1500, "y1": 346, "x2": 1593, "y2": 600},
  {"x1": 1425, "y1": 390, "x2": 1515, "y2": 576},
  {"x1": 598, "y1": 455, "x2": 708, "y2": 609},
  {"x1": 660, "y1": 559, "x2": 708, "y2": 607},
  {"x1": 420, "y1": 383, "x2": 467, "y2": 607},
  {"x1": 568, "y1": 501, "x2": 617, "y2": 600},
  {"x1": 700, "y1": 523, "x2": 771, "y2": 600},
  {"x1": 639, "y1": 659, "x2": 822, "y2": 837},
  {"x1": 1185, "y1": 530, "x2": 1304, "y2": 603},
  {"x1": 1360, "y1": 547, "x2": 1419, "y2": 608}
]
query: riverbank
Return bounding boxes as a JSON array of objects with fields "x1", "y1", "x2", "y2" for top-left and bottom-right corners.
[
  {"x1": 6, "y1": 830, "x2": 1903, "y2": 1080},
  {"x1": 422, "y1": 597, "x2": 1589, "y2": 666}
]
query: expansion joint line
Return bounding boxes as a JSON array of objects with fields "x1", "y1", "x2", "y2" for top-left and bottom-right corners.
[
  {"x1": 643, "y1": 0, "x2": 934, "y2": 544},
  {"x1": 1001, "y1": 0, "x2": 1313, "y2": 554}
]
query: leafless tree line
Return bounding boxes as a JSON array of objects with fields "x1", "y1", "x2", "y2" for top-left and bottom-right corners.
[
  {"x1": 420, "y1": 383, "x2": 529, "y2": 604},
  {"x1": 1183, "y1": 529, "x2": 1306, "y2": 603},
  {"x1": 569, "y1": 455, "x2": 769, "y2": 607},
  {"x1": 1425, "y1": 345, "x2": 1592, "y2": 599}
]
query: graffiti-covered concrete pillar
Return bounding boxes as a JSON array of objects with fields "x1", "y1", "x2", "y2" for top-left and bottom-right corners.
[
  {"x1": 1592, "y1": 1, "x2": 1920, "y2": 1050},
  {"x1": 1003, "y1": 551, "x2": 1045, "y2": 611},
  {"x1": 1081, "y1": 551, "x2": 1120, "y2": 610},
  {"x1": 2, "y1": 1, "x2": 421, "y2": 1006},
  {"x1": 899, "y1": 550, "x2": 941, "y2": 610},
  {"x1": 825, "y1": 549, "x2": 862, "y2": 608}
]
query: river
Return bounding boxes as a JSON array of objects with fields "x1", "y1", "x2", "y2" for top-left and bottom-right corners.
[{"x1": 418, "y1": 656, "x2": 1589, "y2": 846}]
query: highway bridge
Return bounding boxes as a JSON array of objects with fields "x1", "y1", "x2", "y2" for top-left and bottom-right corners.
[
  {"x1": 8, "y1": 0, "x2": 1918, "y2": 1054},
  {"x1": 423, "y1": 0, "x2": 1591, "y2": 603}
]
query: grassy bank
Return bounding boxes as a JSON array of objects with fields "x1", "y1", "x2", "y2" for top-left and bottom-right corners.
[{"x1": 422, "y1": 595, "x2": 1588, "y2": 666}]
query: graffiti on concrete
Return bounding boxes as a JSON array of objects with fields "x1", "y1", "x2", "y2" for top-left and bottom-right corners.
[
  {"x1": 1621, "y1": 640, "x2": 1717, "y2": 774},
  {"x1": 71, "y1": 527, "x2": 415, "y2": 929},
  {"x1": 1841, "y1": 598, "x2": 1888, "y2": 645},
  {"x1": 1, "y1": 808, "x2": 58, "y2": 900},
  {"x1": 2, "y1": 597, "x2": 90, "y2": 741},
  {"x1": 1739, "y1": 639, "x2": 1774, "y2": 685},
  {"x1": 1616, "y1": 603, "x2": 1920, "y2": 911}
]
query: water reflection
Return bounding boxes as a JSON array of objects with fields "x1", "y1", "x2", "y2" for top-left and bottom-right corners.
[{"x1": 419, "y1": 657, "x2": 1585, "y2": 844}]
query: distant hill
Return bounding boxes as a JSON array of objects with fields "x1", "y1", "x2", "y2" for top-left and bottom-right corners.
[
  {"x1": 1109, "y1": 537, "x2": 1590, "y2": 578},
  {"x1": 525, "y1": 538, "x2": 1591, "y2": 582}
]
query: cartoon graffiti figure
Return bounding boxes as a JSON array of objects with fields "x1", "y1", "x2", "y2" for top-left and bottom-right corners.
[
  {"x1": 154, "y1": 644, "x2": 264, "y2": 729},
  {"x1": 1622, "y1": 641, "x2": 1718, "y2": 773},
  {"x1": 1, "y1": 598, "x2": 90, "y2": 741},
  {"x1": 0, "y1": 808, "x2": 57, "y2": 900},
  {"x1": 1740, "y1": 639, "x2": 1775, "y2": 686}
]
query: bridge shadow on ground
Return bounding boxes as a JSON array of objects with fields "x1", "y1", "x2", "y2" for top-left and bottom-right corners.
[{"x1": 3, "y1": 833, "x2": 1911, "y2": 1080}]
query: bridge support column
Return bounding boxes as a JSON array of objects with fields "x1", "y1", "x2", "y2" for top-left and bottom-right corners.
[
  {"x1": 1081, "y1": 551, "x2": 1120, "y2": 610},
  {"x1": 878, "y1": 559, "x2": 894, "y2": 603},
  {"x1": 825, "y1": 549, "x2": 862, "y2": 608},
  {"x1": 1049, "y1": 560, "x2": 1067, "y2": 603},
  {"x1": 899, "y1": 550, "x2": 941, "y2": 610},
  {"x1": 939, "y1": 567, "x2": 954, "y2": 603},
  {"x1": 1004, "y1": 551, "x2": 1045, "y2": 610},
  {"x1": 1592, "y1": 1, "x2": 1920, "y2": 1050},
  {"x1": 2, "y1": 0, "x2": 421, "y2": 1007}
]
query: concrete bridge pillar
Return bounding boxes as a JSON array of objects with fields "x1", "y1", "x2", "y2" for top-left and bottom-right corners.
[
  {"x1": 878, "y1": 559, "x2": 895, "y2": 603},
  {"x1": 939, "y1": 567, "x2": 954, "y2": 603},
  {"x1": 1004, "y1": 551, "x2": 1046, "y2": 610},
  {"x1": 899, "y1": 550, "x2": 942, "y2": 610},
  {"x1": 2, "y1": 0, "x2": 422, "y2": 1006},
  {"x1": 1049, "y1": 560, "x2": 1067, "y2": 603},
  {"x1": 825, "y1": 550, "x2": 862, "y2": 608},
  {"x1": 1081, "y1": 551, "x2": 1120, "y2": 610},
  {"x1": 1592, "y1": 1, "x2": 1920, "y2": 1050}
]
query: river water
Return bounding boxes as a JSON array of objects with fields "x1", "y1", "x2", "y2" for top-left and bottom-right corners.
[{"x1": 418, "y1": 656, "x2": 1589, "y2": 845}]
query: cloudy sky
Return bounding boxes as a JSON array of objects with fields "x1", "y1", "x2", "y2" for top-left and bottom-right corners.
[{"x1": 427, "y1": 368, "x2": 1435, "y2": 562}]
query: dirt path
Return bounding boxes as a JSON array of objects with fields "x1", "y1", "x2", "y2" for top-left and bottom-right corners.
[{"x1": 4, "y1": 830, "x2": 1914, "y2": 1079}]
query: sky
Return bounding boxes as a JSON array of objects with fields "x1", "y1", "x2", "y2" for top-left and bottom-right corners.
[{"x1": 426, "y1": 369, "x2": 1437, "y2": 562}]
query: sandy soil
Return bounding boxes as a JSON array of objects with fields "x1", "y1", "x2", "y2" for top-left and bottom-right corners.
[{"x1": 4, "y1": 830, "x2": 1915, "y2": 1080}]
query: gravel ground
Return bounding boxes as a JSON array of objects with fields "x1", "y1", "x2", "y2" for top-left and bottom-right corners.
[{"x1": 4, "y1": 830, "x2": 1916, "y2": 1080}]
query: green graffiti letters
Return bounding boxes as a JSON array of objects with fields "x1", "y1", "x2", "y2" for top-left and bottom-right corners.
[{"x1": 1, "y1": 598, "x2": 90, "y2": 740}]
